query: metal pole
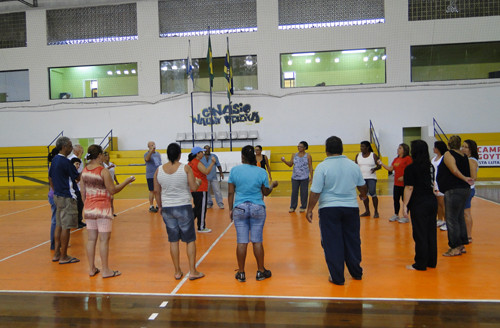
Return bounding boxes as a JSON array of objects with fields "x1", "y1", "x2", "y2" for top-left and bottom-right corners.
[{"x1": 191, "y1": 92, "x2": 195, "y2": 147}]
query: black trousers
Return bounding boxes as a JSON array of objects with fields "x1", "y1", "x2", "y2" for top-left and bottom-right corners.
[
  {"x1": 191, "y1": 191, "x2": 207, "y2": 230},
  {"x1": 393, "y1": 185, "x2": 405, "y2": 215},
  {"x1": 409, "y1": 196, "x2": 438, "y2": 270}
]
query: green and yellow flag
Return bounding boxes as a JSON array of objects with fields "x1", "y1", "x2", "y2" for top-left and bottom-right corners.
[
  {"x1": 224, "y1": 40, "x2": 234, "y2": 100},
  {"x1": 207, "y1": 35, "x2": 214, "y2": 87}
]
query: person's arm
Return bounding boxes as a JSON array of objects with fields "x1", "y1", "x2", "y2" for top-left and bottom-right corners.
[
  {"x1": 102, "y1": 168, "x2": 135, "y2": 196},
  {"x1": 443, "y1": 152, "x2": 474, "y2": 185},
  {"x1": 281, "y1": 154, "x2": 294, "y2": 167},
  {"x1": 264, "y1": 155, "x2": 272, "y2": 180},
  {"x1": 261, "y1": 180, "x2": 279, "y2": 196},
  {"x1": 402, "y1": 186, "x2": 413, "y2": 218},
  {"x1": 153, "y1": 168, "x2": 162, "y2": 210},
  {"x1": 378, "y1": 159, "x2": 394, "y2": 172},
  {"x1": 371, "y1": 153, "x2": 382, "y2": 173},
  {"x1": 144, "y1": 145, "x2": 154, "y2": 162},
  {"x1": 185, "y1": 165, "x2": 202, "y2": 191},
  {"x1": 113, "y1": 174, "x2": 119, "y2": 184},
  {"x1": 80, "y1": 176, "x2": 86, "y2": 203},
  {"x1": 354, "y1": 153, "x2": 359, "y2": 164},
  {"x1": 228, "y1": 183, "x2": 235, "y2": 221},
  {"x1": 217, "y1": 165, "x2": 224, "y2": 180},
  {"x1": 308, "y1": 153, "x2": 313, "y2": 181},
  {"x1": 357, "y1": 184, "x2": 368, "y2": 201},
  {"x1": 197, "y1": 157, "x2": 216, "y2": 175},
  {"x1": 305, "y1": 191, "x2": 320, "y2": 223},
  {"x1": 469, "y1": 158, "x2": 478, "y2": 181}
]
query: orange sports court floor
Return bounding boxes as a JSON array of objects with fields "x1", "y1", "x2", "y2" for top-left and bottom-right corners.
[{"x1": 1, "y1": 182, "x2": 499, "y2": 303}]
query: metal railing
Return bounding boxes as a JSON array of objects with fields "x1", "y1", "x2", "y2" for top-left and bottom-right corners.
[
  {"x1": 0, "y1": 156, "x2": 47, "y2": 182},
  {"x1": 369, "y1": 120, "x2": 381, "y2": 157},
  {"x1": 99, "y1": 129, "x2": 114, "y2": 151},
  {"x1": 433, "y1": 118, "x2": 448, "y2": 142}
]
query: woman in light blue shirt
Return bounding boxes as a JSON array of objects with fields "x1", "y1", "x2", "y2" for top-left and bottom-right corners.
[{"x1": 228, "y1": 145, "x2": 278, "y2": 283}]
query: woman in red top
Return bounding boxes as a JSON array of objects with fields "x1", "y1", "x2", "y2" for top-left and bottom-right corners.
[
  {"x1": 379, "y1": 143, "x2": 412, "y2": 223},
  {"x1": 188, "y1": 147, "x2": 215, "y2": 233}
]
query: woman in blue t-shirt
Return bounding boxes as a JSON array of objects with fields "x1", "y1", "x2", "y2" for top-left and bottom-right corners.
[{"x1": 228, "y1": 145, "x2": 279, "y2": 283}]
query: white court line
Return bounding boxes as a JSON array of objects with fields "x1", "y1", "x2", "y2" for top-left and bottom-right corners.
[
  {"x1": 0, "y1": 201, "x2": 148, "y2": 263},
  {"x1": 170, "y1": 221, "x2": 234, "y2": 295},
  {"x1": 0, "y1": 203, "x2": 49, "y2": 218},
  {"x1": 476, "y1": 195, "x2": 500, "y2": 205},
  {"x1": 148, "y1": 313, "x2": 159, "y2": 320},
  {"x1": 1, "y1": 289, "x2": 499, "y2": 303}
]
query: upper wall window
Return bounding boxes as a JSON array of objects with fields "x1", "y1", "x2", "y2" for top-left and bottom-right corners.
[
  {"x1": 158, "y1": 0, "x2": 257, "y2": 37},
  {"x1": 0, "y1": 70, "x2": 30, "y2": 102},
  {"x1": 46, "y1": 4, "x2": 137, "y2": 45},
  {"x1": 0, "y1": 12, "x2": 26, "y2": 49},
  {"x1": 411, "y1": 42, "x2": 500, "y2": 82},
  {"x1": 49, "y1": 63, "x2": 138, "y2": 99},
  {"x1": 278, "y1": 0, "x2": 385, "y2": 30},
  {"x1": 409, "y1": 0, "x2": 500, "y2": 21},
  {"x1": 160, "y1": 56, "x2": 257, "y2": 94},
  {"x1": 281, "y1": 49, "x2": 386, "y2": 88}
]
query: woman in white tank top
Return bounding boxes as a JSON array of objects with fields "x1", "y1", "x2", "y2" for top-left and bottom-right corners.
[
  {"x1": 355, "y1": 141, "x2": 381, "y2": 218},
  {"x1": 153, "y1": 143, "x2": 204, "y2": 281},
  {"x1": 432, "y1": 141, "x2": 448, "y2": 229}
]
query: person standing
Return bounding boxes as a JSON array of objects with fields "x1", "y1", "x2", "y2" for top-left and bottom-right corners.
[
  {"x1": 49, "y1": 136, "x2": 81, "y2": 264},
  {"x1": 402, "y1": 140, "x2": 438, "y2": 271},
  {"x1": 461, "y1": 139, "x2": 479, "y2": 243},
  {"x1": 188, "y1": 147, "x2": 216, "y2": 233},
  {"x1": 281, "y1": 141, "x2": 313, "y2": 213},
  {"x1": 228, "y1": 145, "x2": 278, "y2": 282},
  {"x1": 68, "y1": 144, "x2": 86, "y2": 228},
  {"x1": 144, "y1": 141, "x2": 162, "y2": 213},
  {"x1": 306, "y1": 136, "x2": 367, "y2": 285},
  {"x1": 154, "y1": 143, "x2": 205, "y2": 281},
  {"x1": 432, "y1": 141, "x2": 448, "y2": 230},
  {"x1": 355, "y1": 141, "x2": 381, "y2": 218},
  {"x1": 201, "y1": 145, "x2": 225, "y2": 209},
  {"x1": 81, "y1": 145, "x2": 135, "y2": 278},
  {"x1": 255, "y1": 145, "x2": 272, "y2": 181},
  {"x1": 103, "y1": 152, "x2": 119, "y2": 216},
  {"x1": 47, "y1": 147, "x2": 60, "y2": 250}
]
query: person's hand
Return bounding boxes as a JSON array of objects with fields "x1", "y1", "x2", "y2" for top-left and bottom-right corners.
[
  {"x1": 271, "y1": 180, "x2": 279, "y2": 188},
  {"x1": 306, "y1": 211, "x2": 313, "y2": 223},
  {"x1": 220, "y1": 173, "x2": 224, "y2": 180},
  {"x1": 359, "y1": 194, "x2": 367, "y2": 201},
  {"x1": 370, "y1": 168, "x2": 376, "y2": 173},
  {"x1": 398, "y1": 176, "x2": 404, "y2": 182},
  {"x1": 229, "y1": 210, "x2": 233, "y2": 222},
  {"x1": 211, "y1": 156, "x2": 216, "y2": 163},
  {"x1": 281, "y1": 156, "x2": 285, "y2": 162},
  {"x1": 126, "y1": 176, "x2": 136, "y2": 184},
  {"x1": 195, "y1": 178, "x2": 202, "y2": 185},
  {"x1": 377, "y1": 159, "x2": 382, "y2": 165},
  {"x1": 466, "y1": 177, "x2": 474, "y2": 186}
]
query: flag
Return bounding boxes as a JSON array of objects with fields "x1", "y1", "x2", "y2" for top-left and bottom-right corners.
[
  {"x1": 207, "y1": 34, "x2": 214, "y2": 87},
  {"x1": 224, "y1": 40, "x2": 234, "y2": 100},
  {"x1": 186, "y1": 40, "x2": 194, "y2": 84}
]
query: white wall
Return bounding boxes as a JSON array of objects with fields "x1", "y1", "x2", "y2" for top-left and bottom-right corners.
[{"x1": 1, "y1": 0, "x2": 499, "y2": 158}]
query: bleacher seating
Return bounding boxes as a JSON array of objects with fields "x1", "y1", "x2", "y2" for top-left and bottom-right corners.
[{"x1": 176, "y1": 130, "x2": 259, "y2": 148}]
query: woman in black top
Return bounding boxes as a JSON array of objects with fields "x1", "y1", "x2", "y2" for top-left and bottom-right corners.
[
  {"x1": 255, "y1": 145, "x2": 272, "y2": 181},
  {"x1": 403, "y1": 140, "x2": 438, "y2": 270},
  {"x1": 436, "y1": 135, "x2": 474, "y2": 257}
]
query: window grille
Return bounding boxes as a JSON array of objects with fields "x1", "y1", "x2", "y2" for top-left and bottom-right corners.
[
  {"x1": 409, "y1": 0, "x2": 500, "y2": 21},
  {"x1": 0, "y1": 12, "x2": 27, "y2": 49}
]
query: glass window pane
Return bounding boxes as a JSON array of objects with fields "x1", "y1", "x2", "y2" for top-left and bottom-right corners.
[
  {"x1": 411, "y1": 42, "x2": 500, "y2": 82},
  {"x1": 280, "y1": 49, "x2": 386, "y2": 88},
  {"x1": 0, "y1": 70, "x2": 30, "y2": 102},
  {"x1": 160, "y1": 56, "x2": 257, "y2": 94},
  {"x1": 48, "y1": 63, "x2": 138, "y2": 99}
]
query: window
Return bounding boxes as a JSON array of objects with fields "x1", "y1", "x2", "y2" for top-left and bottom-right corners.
[
  {"x1": 46, "y1": 4, "x2": 137, "y2": 45},
  {"x1": 159, "y1": 0, "x2": 257, "y2": 37},
  {"x1": 409, "y1": 0, "x2": 500, "y2": 21},
  {"x1": 160, "y1": 55, "x2": 257, "y2": 94},
  {"x1": 279, "y1": 0, "x2": 384, "y2": 30},
  {"x1": 0, "y1": 12, "x2": 27, "y2": 49},
  {"x1": 280, "y1": 49, "x2": 386, "y2": 88},
  {"x1": 0, "y1": 70, "x2": 30, "y2": 102},
  {"x1": 411, "y1": 42, "x2": 500, "y2": 82},
  {"x1": 48, "y1": 63, "x2": 138, "y2": 99}
]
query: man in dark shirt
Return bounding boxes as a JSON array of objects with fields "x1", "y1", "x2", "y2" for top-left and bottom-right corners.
[{"x1": 49, "y1": 137, "x2": 81, "y2": 264}]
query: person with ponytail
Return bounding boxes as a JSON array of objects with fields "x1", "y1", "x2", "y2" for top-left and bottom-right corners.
[
  {"x1": 80, "y1": 144, "x2": 135, "y2": 278},
  {"x1": 402, "y1": 140, "x2": 438, "y2": 270},
  {"x1": 461, "y1": 139, "x2": 479, "y2": 243},
  {"x1": 228, "y1": 145, "x2": 279, "y2": 282}
]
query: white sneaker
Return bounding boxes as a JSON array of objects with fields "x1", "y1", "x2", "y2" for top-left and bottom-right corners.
[
  {"x1": 218, "y1": 204, "x2": 225, "y2": 209},
  {"x1": 198, "y1": 228, "x2": 212, "y2": 233},
  {"x1": 436, "y1": 220, "x2": 445, "y2": 227},
  {"x1": 389, "y1": 215, "x2": 399, "y2": 222},
  {"x1": 207, "y1": 204, "x2": 213, "y2": 209},
  {"x1": 398, "y1": 217, "x2": 409, "y2": 223},
  {"x1": 440, "y1": 223, "x2": 447, "y2": 231}
]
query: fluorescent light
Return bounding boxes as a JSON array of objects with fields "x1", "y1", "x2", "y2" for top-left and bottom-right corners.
[
  {"x1": 124, "y1": 70, "x2": 129, "y2": 74},
  {"x1": 107, "y1": 71, "x2": 113, "y2": 75},
  {"x1": 131, "y1": 69, "x2": 136, "y2": 74},
  {"x1": 288, "y1": 60, "x2": 292, "y2": 65},
  {"x1": 342, "y1": 49, "x2": 366, "y2": 54},
  {"x1": 382, "y1": 55, "x2": 387, "y2": 60},
  {"x1": 315, "y1": 58, "x2": 320, "y2": 63},
  {"x1": 116, "y1": 70, "x2": 121, "y2": 75},
  {"x1": 305, "y1": 59, "x2": 311, "y2": 64},
  {"x1": 246, "y1": 60, "x2": 253, "y2": 66},
  {"x1": 334, "y1": 58, "x2": 340, "y2": 63},
  {"x1": 181, "y1": 65, "x2": 186, "y2": 69},
  {"x1": 363, "y1": 57, "x2": 369, "y2": 62},
  {"x1": 291, "y1": 53, "x2": 315, "y2": 57},
  {"x1": 373, "y1": 56, "x2": 378, "y2": 61},
  {"x1": 160, "y1": 67, "x2": 168, "y2": 71},
  {"x1": 172, "y1": 65, "x2": 178, "y2": 70}
]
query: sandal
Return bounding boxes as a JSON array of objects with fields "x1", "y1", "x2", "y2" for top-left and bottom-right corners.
[{"x1": 443, "y1": 248, "x2": 462, "y2": 257}]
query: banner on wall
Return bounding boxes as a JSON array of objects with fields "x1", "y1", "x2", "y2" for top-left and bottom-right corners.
[
  {"x1": 478, "y1": 146, "x2": 500, "y2": 167},
  {"x1": 192, "y1": 103, "x2": 261, "y2": 126}
]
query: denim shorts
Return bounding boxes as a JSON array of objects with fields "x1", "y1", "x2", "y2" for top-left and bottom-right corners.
[
  {"x1": 365, "y1": 179, "x2": 377, "y2": 197},
  {"x1": 465, "y1": 187, "x2": 475, "y2": 209},
  {"x1": 162, "y1": 205, "x2": 196, "y2": 243},
  {"x1": 232, "y1": 202, "x2": 266, "y2": 244}
]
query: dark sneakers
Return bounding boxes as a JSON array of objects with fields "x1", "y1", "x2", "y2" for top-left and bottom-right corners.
[
  {"x1": 235, "y1": 271, "x2": 246, "y2": 282},
  {"x1": 256, "y1": 268, "x2": 272, "y2": 281}
]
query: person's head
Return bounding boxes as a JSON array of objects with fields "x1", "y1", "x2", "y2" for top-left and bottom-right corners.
[
  {"x1": 241, "y1": 145, "x2": 257, "y2": 165},
  {"x1": 103, "y1": 151, "x2": 110, "y2": 163},
  {"x1": 56, "y1": 137, "x2": 73, "y2": 156},
  {"x1": 360, "y1": 140, "x2": 373, "y2": 153},
  {"x1": 433, "y1": 140, "x2": 448, "y2": 156},
  {"x1": 410, "y1": 140, "x2": 430, "y2": 165},
  {"x1": 255, "y1": 145, "x2": 263, "y2": 155},
  {"x1": 462, "y1": 139, "x2": 478, "y2": 159},
  {"x1": 147, "y1": 141, "x2": 156, "y2": 151},
  {"x1": 190, "y1": 146, "x2": 204, "y2": 160},
  {"x1": 86, "y1": 144, "x2": 104, "y2": 162},
  {"x1": 448, "y1": 135, "x2": 461, "y2": 150},
  {"x1": 398, "y1": 143, "x2": 410, "y2": 157},
  {"x1": 204, "y1": 145, "x2": 211, "y2": 156},
  {"x1": 72, "y1": 145, "x2": 83, "y2": 158},
  {"x1": 167, "y1": 143, "x2": 182, "y2": 163},
  {"x1": 298, "y1": 141, "x2": 308, "y2": 152},
  {"x1": 48, "y1": 147, "x2": 60, "y2": 163},
  {"x1": 71, "y1": 157, "x2": 82, "y2": 170},
  {"x1": 325, "y1": 136, "x2": 343, "y2": 155}
]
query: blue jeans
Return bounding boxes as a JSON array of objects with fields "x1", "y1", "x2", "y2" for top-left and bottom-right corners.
[
  {"x1": 207, "y1": 179, "x2": 224, "y2": 207},
  {"x1": 161, "y1": 205, "x2": 196, "y2": 243},
  {"x1": 49, "y1": 195, "x2": 56, "y2": 250},
  {"x1": 291, "y1": 178, "x2": 309, "y2": 210},
  {"x1": 233, "y1": 202, "x2": 266, "y2": 244},
  {"x1": 444, "y1": 188, "x2": 470, "y2": 249}
]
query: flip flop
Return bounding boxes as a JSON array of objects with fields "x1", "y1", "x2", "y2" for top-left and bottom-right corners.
[
  {"x1": 174, "y1": 272, "x2": 184, "y2": 280},
  {"x1": 52, "y1": 258, "x2": 60, "y2": 262},
  {"x1": 103, "y1": 270, "x2": 121, "y2": 279},
  {"x1": 189, "y1": 272, "x2": 205, "y2": 281},
  {"x1": 59, "y1": 257, "x2": 80, "y2": 264},
  {"x1": 89, "y1": 268, "x2": 100, "y2": 277}
]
